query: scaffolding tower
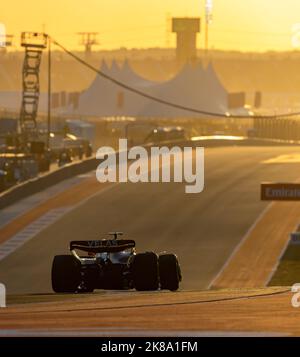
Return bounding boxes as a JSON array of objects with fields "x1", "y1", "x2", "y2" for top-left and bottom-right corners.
[{"x1": 19, "y1": 32, "x2": 47, "y2": 137}]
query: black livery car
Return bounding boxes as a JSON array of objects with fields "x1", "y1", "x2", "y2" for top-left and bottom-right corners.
[{"x1": 51, "y1": 232, "x2": 182, "y2": 293}]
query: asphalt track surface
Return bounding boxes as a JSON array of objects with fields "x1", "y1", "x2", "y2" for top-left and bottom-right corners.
[
  {"x1": 0, "y1": 287, "x2": 298, "y2": 336},
  {"x1": 1, "y1": 145, "x2": 300, "y2": 295}
]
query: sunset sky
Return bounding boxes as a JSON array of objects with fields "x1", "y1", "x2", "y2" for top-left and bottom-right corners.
[{"x1": 2, "y1": 0, "x2": 300, "y2": 52}]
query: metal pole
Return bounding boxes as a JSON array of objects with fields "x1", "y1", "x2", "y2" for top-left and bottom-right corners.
[
  {"x1": 47, "y1": 35, "x2": 51, "y2": 149},
  {"x1": 204, "y1": 0, "x2": 213, "y2": 58},
  {"x1": 205, "y1": 20, "x2": 209, "y2": 56}
]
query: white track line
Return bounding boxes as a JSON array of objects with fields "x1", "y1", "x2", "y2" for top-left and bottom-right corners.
[
  {"x1": 207, "y1": 203, "x2": 273, "y2": 289},
  {"x1": 0, "y1": 183, "x2": 120, "y2": 261}
]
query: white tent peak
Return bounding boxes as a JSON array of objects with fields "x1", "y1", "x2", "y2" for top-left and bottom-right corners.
[
  {"x1": 75, "y1": 58, "x2": 245, "y2": 118},
  {"x1": 118, "y1": 59, "x2": 157, "y2": 87},
  {"x1": 205, "y1": 62, "x2": 226, "y2": 92},
  {"x1": 121, "y1": 58, "x2": 130, "y2": 71},
  {"x1": 99, "y1": 60, "x2": 109, "y2": 74},
  {"x1": 110, "y1": 60, "x2": 121, "y2": 74}
]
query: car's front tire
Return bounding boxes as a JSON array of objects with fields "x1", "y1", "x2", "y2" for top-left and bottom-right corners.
[
  {"x1": 51, "y1": 255, "x2": 81, "y2": 293},
  {"x1": 132, "y1": 252, "x2": 159, "y2": 291}
]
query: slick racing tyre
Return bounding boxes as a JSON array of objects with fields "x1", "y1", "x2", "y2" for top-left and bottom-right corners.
[
  {"x1": 51, "y1": 255, "x2": 81, "y2": 293},
  {"x1": 132, "y1": 252, "x2": 159, "y2": 291},
  {"x1": 159, "y1": 254, "x2": 181, "y2": 291}
]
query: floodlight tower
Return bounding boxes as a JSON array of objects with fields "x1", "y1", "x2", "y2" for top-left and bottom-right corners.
[
  {"x1": 77, "y1": 32, "x2": 99, "y2": 57},
  {"x1": 19, "y1": 32, "x2": 48, "y2": 137},
  {"x1": 204, "y1": 0, "x2": 213, "y2": 54}
]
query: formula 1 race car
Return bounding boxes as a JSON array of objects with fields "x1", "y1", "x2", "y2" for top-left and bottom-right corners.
[{"x1": 51, "y1": 232, "x2": 182, "y2": 293}]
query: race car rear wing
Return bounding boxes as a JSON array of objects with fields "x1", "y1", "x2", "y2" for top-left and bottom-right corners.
[{"x1": 70, "y1": 240, "x2": 136, "y2": 253}]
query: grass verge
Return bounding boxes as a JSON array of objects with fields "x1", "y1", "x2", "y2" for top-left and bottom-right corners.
[{"x1": 269, "y1": 245, "x2": 300, "y2": 286}]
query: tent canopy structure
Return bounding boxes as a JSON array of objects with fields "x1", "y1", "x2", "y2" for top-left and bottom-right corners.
[
  {"x1": 0, "y1": 60, "x2": 250, "y2": 118},
  {"x1": 76, "y1": 60, "x2": 249, "y2": 118}
]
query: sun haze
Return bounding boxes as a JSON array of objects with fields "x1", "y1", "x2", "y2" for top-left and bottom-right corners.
[{"x1": 2, "y1": 0, "x2": 300, "y2": 51}]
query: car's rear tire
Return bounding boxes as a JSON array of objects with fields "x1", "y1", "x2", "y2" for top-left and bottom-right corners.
[
  {"x1": 159, "y1": 254, "x2": 181, "y2": 291},
  {"x1": 51, "y1": 255, "x2": 81, "y2": 293},
  {"x1": 132, "y1": 252, "x2": 159, "y2": 291}
]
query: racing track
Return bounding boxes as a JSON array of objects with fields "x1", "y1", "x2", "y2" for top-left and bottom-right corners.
[
  {"x1": 1, "y1": 145, "x2": 300, "y2": 294},
  {"x1": 0, "y1": 287, "x2": 298, "y2": 336}
]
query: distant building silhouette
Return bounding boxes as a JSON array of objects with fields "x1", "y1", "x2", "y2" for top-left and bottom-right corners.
[{"x1": 172, "y1": 18, "x2": 201, "y2": 65}]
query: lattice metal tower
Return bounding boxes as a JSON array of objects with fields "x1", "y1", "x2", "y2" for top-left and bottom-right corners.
[
  {"x1": 19, "y1": 32, "x2": 47, "y2": 136},
  {"x1": 77, "y1": 32, "x2": 99, "y2": 57}
]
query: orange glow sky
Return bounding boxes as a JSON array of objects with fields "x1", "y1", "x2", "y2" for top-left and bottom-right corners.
[{"x1": 2, "y1": 0, "x2": 300, "y2": 52}]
